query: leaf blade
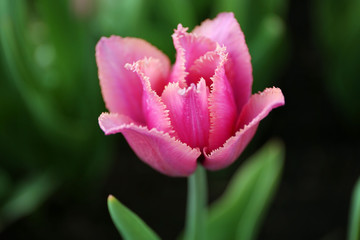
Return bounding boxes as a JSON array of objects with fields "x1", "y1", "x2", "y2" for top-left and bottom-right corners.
[
  {"x1": 348, "y1": 178, "x2": 360, "y2": 240},
  {"x1": 235, "y1": 140, "x2": 284, "y2": 240},
  {"x1": 205, "y1": 139, "x2": 285, "y2": 240},
  {"x1": 107, "y1": 195, "x2": 160, "y2": 240}
]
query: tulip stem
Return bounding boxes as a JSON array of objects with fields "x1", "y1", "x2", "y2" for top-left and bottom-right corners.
[{"x1": 184, "y1": 165, "x2": 207, "y2": 240}]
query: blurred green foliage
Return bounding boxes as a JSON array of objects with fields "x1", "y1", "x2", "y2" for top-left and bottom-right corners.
[
  {"x1": 0, "y1": 0, "x2": 112, "y2": 229},
  {"x1": 313, "y1": 0, "x2": 360, "y2": 125}
]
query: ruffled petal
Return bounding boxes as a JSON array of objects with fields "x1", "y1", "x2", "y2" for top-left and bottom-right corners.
[
  {"x1": 170, "y1": 24, "x2": 217, "y2": 87},
  {"x1": 208, "y1": 46, "x2": 238, "y2": 151},
  {"x1": 161, "y1": 79, "x2": 210, "y2": 149},
  {"x1": 236, "y1": 87, "x2": 285, "y2": 129},
  {"x1": 187, "y1": 46, "x2": 221, "y2": 87},
  {"x1": 125, "y1": 58, "x2": 173, "y2": 134},
  {"x1": 99, "y1": 113, "x2": 200, "y2": 177},
  {"x1": 96, "y1": 36, "x2": 170, "y2": 123},
  {"x1": 193, "y1": 12, "x2": 252, "y2": 112},
  {"x1": 203, "y1": 87, "x2": 285, "y2": 170}
]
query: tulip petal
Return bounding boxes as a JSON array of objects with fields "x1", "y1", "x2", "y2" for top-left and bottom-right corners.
[
  {"x1": 170, "y1": 24, "x2": 217, "y2": 87},
  {"x1": 161, "y1": 79, "x2": 210, "y2": 149},
  {"x1": 125, "y1": 58, "x2": 173, "y2": 134},
  {"x1": 208, "y1": 47, "x2": 238, "y2": 151},
  {"x1": 236, "y1": 87, "x2": 285, "y2": 130},
  {"x1": 193, "y1": 12, "x2": 252, "y2": 112},
  {"x1": 99, "y1": 113, "x2": 200, "y2": 176},
  {"x1": 96, "y1": 36, "x2": 170, "y2": 123},
  {"x1": 203, "y1": 87, "x2": 285, "y2": 170},
  {"x1": 187, "y1": 46, "x2": 221, "y2": 87}
]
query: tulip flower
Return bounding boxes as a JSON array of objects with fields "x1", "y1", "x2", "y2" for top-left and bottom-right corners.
[{"x1": 96, "y1": 12, "x2": 284, "y2": 177}]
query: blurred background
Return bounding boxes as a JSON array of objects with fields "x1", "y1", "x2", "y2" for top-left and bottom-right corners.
[{"x1": 0, "y1": 0, "x2": 359, "y2": 239}]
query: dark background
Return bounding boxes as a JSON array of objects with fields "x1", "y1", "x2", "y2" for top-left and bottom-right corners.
[{"x1": 0, "y1": 0, "x2": 359, "y2": 239}]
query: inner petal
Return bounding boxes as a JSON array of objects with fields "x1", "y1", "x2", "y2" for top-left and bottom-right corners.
[
  {"x1": 193, "y1": 12, "x2": 253, "y2": 112},
  {"x1": 208, "y1": 47, "x2": 238, "y2": 151},
  {"x1": 187, "y1": 46, "x2": 223, "y2": 87},
  {"x1": 161, "y1": 79, "x2": 210, "y2": 149},
  {"x1": 170, "y1": 24, "x2": 217, "y2": 88}
]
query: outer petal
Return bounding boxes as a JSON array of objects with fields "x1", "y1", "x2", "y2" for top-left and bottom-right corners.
[
  {"x1": 203, "y1": 87, "x2": 285, "y2": 170},
  {"x1": 96, "y1": 36, "x2": 170, "y2": 123},
  {"x1": 170, "y1": 24, "x2": 217, "y2": 87},
  {"x1": 193, "y1": 12, "x2": 252, "y2": 112},
  {"x1": 125, "y1": 58, "x2": 173, "y2": 134},
  {"x1": 161, "y1": 79, "x2": 210, "y2": 149},
  {"x1": 99, "y1": 113, "x2": 200, "y2": 177}
]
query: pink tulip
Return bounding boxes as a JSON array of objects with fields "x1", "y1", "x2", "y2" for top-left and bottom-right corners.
[{"x1": 96, "y1": 12, "x2": 285, "y2": 177}]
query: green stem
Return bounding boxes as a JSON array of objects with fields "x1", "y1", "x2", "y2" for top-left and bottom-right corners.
[{"x1": 184, "y1": 165, "x2": 207, "y2": 240}]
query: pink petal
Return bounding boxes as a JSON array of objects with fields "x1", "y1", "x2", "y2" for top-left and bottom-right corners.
[
  {"x1": 187, "y1": 46, "x2": 221, "y2": 86},
  {"x1": 96, "y1": 36, "x2": 170, "y2": 123},
  {"x1": 236, "y1": 87, "x2": 285, "y2": 129},
  {"x1": 161, "y1": 79, "x2": 210, "y2": 149},
  {"x1": 193, "y1": 12, "x2": 252, "y2": 112},
  {"x1": 170, "y1": 24, "x2": 217, "y2": 87},
  {"x1": 208, "y1": 46, "x2": 238, "y2": 151},
  {"x1": 203, "y1": 87, "x2": 285, "y2": 170},
  {"x1": 99, "y1": 113, "x2": 200, "y2": 176},
  {"x1": 125, "y1": 58, "x2": 173, "y2": 134}
]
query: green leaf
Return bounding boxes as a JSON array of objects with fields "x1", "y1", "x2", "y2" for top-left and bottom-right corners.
[
  {"x1": 0, "y1": 0, "x2": 89, "y2": 144},
  {"x1": 205, "y1": 139, "x2": 285, "y2": 240},
  {"x1": 107, "y1": 195, "x2": 160, "y2": 240},
  {"x1": 348, "y1": 178, "x2": 360, "y2": 240}
]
